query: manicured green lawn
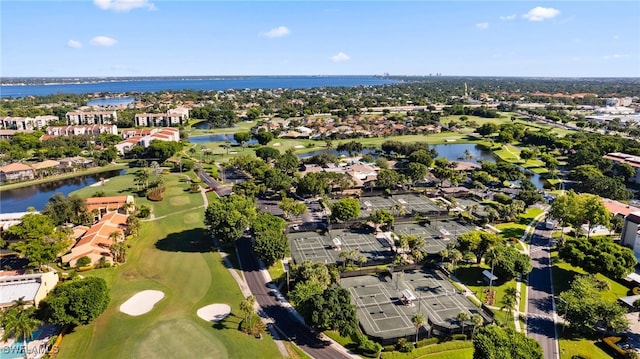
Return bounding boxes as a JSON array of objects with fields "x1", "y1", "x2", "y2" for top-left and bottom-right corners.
[
  {"x1": 56, "y1": 208, "x2": 282, "y2": 359},
  {"x1": 267, "y1": 260, "x2": 286, "y2": 283},
  {"x1": 70, "y1": 169, "x2": 204, "y2": 219},
  {"x1": 454, "y1": 264, "x2": 517, "y2": 308},
  {"x1": 559, "y1": 337, "x2": 612, "y2": 359},
  {"x1": 551, "y1": 250, "x2": 629, "y2": 301},
  {"x1": 494, "y1": 222, "x2": 528, "y2": 242},
  {"x1": 520, "y1": 208, "x2": 544, "y2": 221},
  {"x1": 423, "y1": 348, "x2": 473, "y2": 359}
]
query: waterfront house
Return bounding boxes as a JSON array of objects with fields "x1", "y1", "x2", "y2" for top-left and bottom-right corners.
[
  {"x1": 45, "y1": 124, "x2": 118, "y2": 137},
  {"x1": 58, "y1": 156, "x2": 94, "y2": 171},
  {"x1": 0, "y1": 163, "x2": 35, "y2": 183},
  {"x1": 31, "y1": 160, "x2": 61, "y2": 178}
]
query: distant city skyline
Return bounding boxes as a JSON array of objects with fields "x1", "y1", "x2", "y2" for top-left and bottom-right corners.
[{"x1": 2, "y1": 1, "x2": 639, "y2": 78}]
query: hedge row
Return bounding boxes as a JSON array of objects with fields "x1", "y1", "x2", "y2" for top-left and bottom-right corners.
[{"x1": 380, "y1": 341, "x2": 473, "y2": 359}]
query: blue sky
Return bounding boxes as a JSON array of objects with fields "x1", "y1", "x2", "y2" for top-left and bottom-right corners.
[{"x1": 2, "y1": 1, "x2": 639, "y2": 77}]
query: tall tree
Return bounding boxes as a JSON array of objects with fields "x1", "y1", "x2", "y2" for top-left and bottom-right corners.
[
  {"x1": 457, "y1": 231, "x2": 502, "y2": 264},
  {"x1": 204, "y1": 195, "x2": 257, "y2": 245},
  {"x1": 38, "y1": 277, "x2": 110, "y2": 327},
  {"x1": 411, "y1": 313, "x2": 426, "y2": 343},
  {"x1": 253, "y1": 229, "x2": 289, "y2": 266},
  {"x1": 297, "y1": 286, "x2": 358, "y2": 337},
  {"x1": 330, "y1": 198, "x2": 361, "y2": 222}
]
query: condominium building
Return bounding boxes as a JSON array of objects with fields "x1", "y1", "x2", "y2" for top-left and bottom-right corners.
[
  {"x1": 45, "y1": 124, "x2": 118, "y2": 137},
  {"x1": 66, "y1": 111, "x2": 117, "y2": 125},
  {"x1": 0, "y1": 115, "x2": 58, "y2": 130},
  {"x1": 134, "y1": 107, "x2": 189, "y2": 127}
]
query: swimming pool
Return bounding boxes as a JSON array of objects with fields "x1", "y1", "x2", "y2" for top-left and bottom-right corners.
[{"x1": 0, "y1": 329, "x2": 44, "y2": 359}]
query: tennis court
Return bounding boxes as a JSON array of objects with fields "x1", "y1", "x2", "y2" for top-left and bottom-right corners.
[
  {"x1": 341, "y1": 268, "x2": 491, "y2": 342},
  {"x1": 358, "y1": 194, "x2": 448, "y2": 218},
  {"x1": 394, "y1": 220, "x2": 477, "y2": 254},
  {"x1": 288, "y1": 229, "x2": 393, "y2": 265}
]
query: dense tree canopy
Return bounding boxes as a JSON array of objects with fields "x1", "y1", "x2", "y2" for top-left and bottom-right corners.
[
  {"x1": 253, "y1": 229, "x2": 288, "y2": 266},
  {"x1": 473, "y1": 325, "x2": 543, "y2": 359},
  {"x1": 297, "y1": 286, "x2": 358, "y2": 337},
  {"x1": 557, "y1": 275, "x2": 628, "y2": 335},
  {"x1": 560, "y1": 236, "x2": 636, "y2": 278},
  {"x1": 204, "y1": 195, "x2": 257, "y2": 245},
  {"x1": 38, "y1": 277, "x2": 110, "y2": 327},
  {"x1": 330, "y1": 198, "x2": 361, "y2": 222},
  {"x1": 457, "y1": 231, "x2": 502, "y2": 264},
  {"x1": 485, "y1": 246, "x2": 532, "y2": 280}
]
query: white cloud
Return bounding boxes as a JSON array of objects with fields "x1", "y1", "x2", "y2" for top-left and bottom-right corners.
[
  {"x1": 67, "y1": 40, "x2": 82, "y2": 48},
  {"x1": 93, "y1": 0, "x2": 156, "y2": 12},
  {"x1": 499, "y1": 14, "x2": 516, "y2": 21},
  {"x1": 90, "y1": 36, "x2": 118, "y2": 47},
  {"x1": 523, "y1": 7, "x2": 560, "y2": 21},
  {"x1": 261, "y1": 26, "x2": 291, "y2": 38},
  {"x1": 603, "y1": 54, "x2": 627, "y2": 60},
  {"x1": 330, "y1": 52, "x2": 350, "y2": 63},
  {"x1": 476, "y1": 22, "x2": 489, "y2": 30}
]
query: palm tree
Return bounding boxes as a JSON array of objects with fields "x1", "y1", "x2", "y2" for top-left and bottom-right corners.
[
  {"x1": 500, "y1": 287, "x2": 519, "y2": 325},
  {"x1": 126, "y1": 216, "x2": 140, "y2": 237},
  {"x1": 471, "y1": 313, "x2": 483, "y2": 337},
  {"x1": 411, "y1": 313, "x2": 425, "y2": 344},
  {"x1": 110, "y1": 242, "x2": 127, "y2": 263},
  {"x1": 457, "y1": 311, "x2": 470, "y2": 335},
  {"x1": 239, "y1": 297, "x2": 253, "y2": 329},
  {"x1": 243, "y1": 295, "x2": 256, "y2": 329},
  {"x1": 448, "y1": 249, "x2": 463, "y2": 268},
  {"x1": 439, "y1": 249, "x2": 449, "y2": 263},
  {"x1": 1, "y1": 306, "x2": 42, "y2": 359}
]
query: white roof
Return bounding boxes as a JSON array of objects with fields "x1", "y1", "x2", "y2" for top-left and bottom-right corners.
[
  {"x1": 482, "y1": 270, "x2": 498, "y2": 281},
  {"x1": 402, "y1": 289, "x2": 416, "y2": 301},
  {"x1": 0, "y1": 280, "x2": 40, "y2": 305},
  {"x1": 625, "y1": 272, "x2": 640, "y2": 284}
]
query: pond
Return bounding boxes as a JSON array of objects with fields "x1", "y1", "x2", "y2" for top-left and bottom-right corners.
[
  {"x1": 296, "y1": 143, "x2": 546, "y2": 189},
  {"x1": 0, "y1": 169, "x2": 125, "y2": 213},
  {"x1": 192, "y1": 122, "x2": 239, "y2": 130},
  {"x1": 188, "y1": 133, "x2": 257, "y2": 145}
]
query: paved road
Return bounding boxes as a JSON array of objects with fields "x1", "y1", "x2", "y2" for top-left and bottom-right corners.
[
  {"x1": 236, "y1": 236, "x2": 353, "y2": 359},
  {"x1": 527, "y1": 224, "x2": 559, "y2": 359}
]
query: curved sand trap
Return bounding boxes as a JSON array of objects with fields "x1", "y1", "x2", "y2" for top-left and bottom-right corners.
[
  {"x1": 197, "y1": 304, "x2": 231, "y2": 322},
  {"x1": 120, "y1": 290, "x2": 165, "y2": 316}
]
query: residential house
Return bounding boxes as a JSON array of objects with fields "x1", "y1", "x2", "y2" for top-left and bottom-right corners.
[
  {"x1": 61, "y1": 211, "x2": 128, "y2": 267},
  {"x1": 0, "y1": 163, "x2": 35, "y2": 183},
  {"x1": 66, "y1": 111, "x2": 117, "y2": 125},
  {"x1": 58, "y1": 156, "x2": 94, "y2": 171},
  {"x1": 31, "y1": 160, "x2": 61, "y2": 178},
  {"x1": 0, "y1": 272, "x2": 59, "y2": 309},
  {"x1": 85, "y1": 195, "x2": 134, "y2": 220}
]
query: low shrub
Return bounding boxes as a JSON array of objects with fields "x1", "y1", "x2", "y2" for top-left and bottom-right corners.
[
  {"x1": 451, "y1": 334, "x2": 467, "y2": 341},
  {"x1": 416, "y1": 337, "x2": 439, "y2": 348}
]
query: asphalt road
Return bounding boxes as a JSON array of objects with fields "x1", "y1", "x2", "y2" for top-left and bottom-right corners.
[
  {"x1": 527, "y1": 224, "x2": 559, "y2": 359},
  {"x1": 236, "y1": 236, "x2": 353, "y2": 359}
]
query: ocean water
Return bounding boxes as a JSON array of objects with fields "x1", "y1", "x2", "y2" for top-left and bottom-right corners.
[{"x1": 1, "y1": 76, "x2": 397, "y2": 98}]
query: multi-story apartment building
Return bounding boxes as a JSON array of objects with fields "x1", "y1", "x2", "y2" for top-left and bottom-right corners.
[
  {"x1": 66, "y1": 111, "x2": 117, "y2": 125},
  {"x1": 134, "y1": 107, "x2": 189, "y2": 127},
  {"x1": 0, "y1": 115, "x2": 58, "y2": 130},
  {"x1": 45, "y1": 124, "x2": 118, "y2": 137}
]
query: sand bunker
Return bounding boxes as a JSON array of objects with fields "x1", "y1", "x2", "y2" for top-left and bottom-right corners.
[
  {"x1": 197, "y1": 304, "x2": 231, "y2": 322},
  {"x1": 120, "y1": 290, "x2": 165, "y2": 316}
]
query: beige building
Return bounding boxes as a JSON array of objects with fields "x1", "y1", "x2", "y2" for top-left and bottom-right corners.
[
  {"x1": 135, "y1": 107, "x2": 189, "y2": 127},
  {"x1": 0, "y1": 115, "x2": 58, "y2": 130},
  {"x1": 66, "y1": 111, "x2": 117, "y2": 125},
  {"x1": 0, "y1": 271, "x2": 59, "y2": 309},
  {"x1": 0, "y1": 163, "x2": 35, "y2": 183}
]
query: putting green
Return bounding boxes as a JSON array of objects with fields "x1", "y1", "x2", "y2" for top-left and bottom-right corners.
[{"x1": 133, "y1": 318, "x2": 228, "y2": 359}]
